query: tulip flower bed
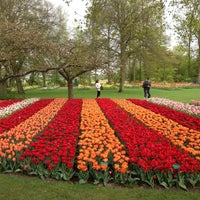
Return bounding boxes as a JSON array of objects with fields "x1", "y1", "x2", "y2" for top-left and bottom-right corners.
[
  {"x1": 148, "y1": 97, "x2": 200, "y2": 117},
  {"x1": 0, "y1": 98, "x2": 40, "y2": 119},
  {"x1": 191, "y1": 100, "x2": 200, "y2": 106},
  {"x1": 0, "y1": 98, "x2": 200, "y2": 190},
  {"x1": 0, "y1": 99, "x2": 21, "y2": 108}
]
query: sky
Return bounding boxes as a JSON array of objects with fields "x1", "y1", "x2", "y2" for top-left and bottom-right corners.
[{"x1": 48, "y1": 0, "x2": 87, "y2": 29}]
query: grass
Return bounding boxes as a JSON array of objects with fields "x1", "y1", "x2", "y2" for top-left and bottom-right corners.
[
  {"x1": 13, "y1": 86, "x2": 200, "y2": 103},
  {"x1": 1, "y1": 86, "x2": 200, "y2": 200},
  {"x1": 0, "y1": 174, "x2": 199, "y2": 200}
]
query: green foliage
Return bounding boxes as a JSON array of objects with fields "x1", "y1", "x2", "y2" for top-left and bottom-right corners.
[
  {"x1": 171, "y1": 0, "x2": 200, "y2": 83},
  {"x1": 0, "y1": 90, "x2": 25, "y2": 100},
  {"x1": 186, "y1": 173, "x2": 200, "y2": 188},
  {"x1": 50, "y1": 167, "x2": 75, "y2": 181},
  {"x1": 77, "y1": 170, "x2": 90, "y2": 184},
  {"x1": 114, "y1": 172, "x2": 140, "y2": 186},
  {"x1": 90, "y1": 169, "x2": 112, "y2": 186}
]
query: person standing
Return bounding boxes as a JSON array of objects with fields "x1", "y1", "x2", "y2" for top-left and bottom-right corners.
[
  {"x1": 142, "y1": 77, "x2": 151, "y2": 99},
  {"x1": 95, "y1": 80, "x2": 101, "y2": 98}
]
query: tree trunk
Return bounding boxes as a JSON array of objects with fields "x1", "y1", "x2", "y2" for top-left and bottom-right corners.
[
  {"x1": 118, "y1": 65, "x2": 125, "y2": 92},
  {"x1": 133, "y1": 59, "x2": 136, "y2": 82},
  {"x1": 198, "y1": 63, "x2": 200, "y2": 83},
  {"x1": 42, "y1": 72, "x2": 46, "y2": 87},
  {"x1": 0, "y1": 80, "x2": 8, "y2": 99},
  {"x1": 139, "y1": 59, "x2": 142, "y2": 81},
  {"x1": 118, "y1": 51, "x2": 126, "y2": 93},
  {"x1": 15, "y1": 77, "x2": 25, "y2": 94},
  {"x1": 67, "y1": 79, "x2": 74, "y2": 99},
  {"x1": 128, "y1": 57, "x2": 136, "y2": 82},
  {"x1": 187, "y1": 36, "x2": 191, "y2": 78}
]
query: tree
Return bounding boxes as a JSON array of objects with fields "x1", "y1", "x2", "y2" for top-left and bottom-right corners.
[
  {"x1": 85, "y1": 0, "x2": 166, "y2": 92},
  {"x1": 171, "y1": 0, "x2": 200, "y2": 83},
  {"x1": 53, "y1": 28, "x2": 105, "y2": 98},
  {"x1": 0, "y1": 0, "x2": 67, "y2": 97}
]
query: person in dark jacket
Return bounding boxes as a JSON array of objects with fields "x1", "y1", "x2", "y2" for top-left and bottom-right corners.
[{"x1": 142, "y1": 78, "x2": 151, "y2": 99}]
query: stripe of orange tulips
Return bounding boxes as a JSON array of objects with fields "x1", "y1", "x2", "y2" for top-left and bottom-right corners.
[{"x1": 78, "y1": 99, "x2": 129, "y2": 173}]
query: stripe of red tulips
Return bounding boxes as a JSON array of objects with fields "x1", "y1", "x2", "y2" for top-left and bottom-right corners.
[
  {"x1": 97, "y1": 98, "x2": 200, "y2": 173},
  {"x1": 128, "y1": 99, "x2": 200, "y2": 131},
  {"x1": 0, "y1": 100, "x2": 22, "y2": 108},
  {"x1": 0, "y1": 99, "x2": 53, "y2": 135},
  {"x1": 19, "y1": 99, "x2": 82, "y2": 170}
]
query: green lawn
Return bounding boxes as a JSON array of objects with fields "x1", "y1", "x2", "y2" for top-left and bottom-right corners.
[
  {"x1": 14, "y1": 86, "x2": 200, "y2": 103},
  {"x1": 0, "y1": 174, "x2": 199, "y2": 200}
]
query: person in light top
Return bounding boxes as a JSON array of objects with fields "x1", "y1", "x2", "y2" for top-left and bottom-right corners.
[{"x1": 95, "y1": 79, "x2": 101, "y2": 98}]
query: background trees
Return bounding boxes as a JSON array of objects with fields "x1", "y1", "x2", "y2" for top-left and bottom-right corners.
[
  {"x1": 85, "y1": 0, "x2": 173, "y2": 92},
  {"x1": 0, "y1": 0, "x2": 65, "y2": 96},
  {"x1": 0, "y1": 0, "x2": 104, "y2": 99},
  {"x1": 171, "y1": 0, "x2": 200, "y2": 83},
  {"x1": 53, "y1": 31, "x2": 105, "y2": 98}
]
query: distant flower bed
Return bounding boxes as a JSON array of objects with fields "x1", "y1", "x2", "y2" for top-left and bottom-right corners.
[
  {"x1": 151, "y1": 82, "x2": 199, "y2": 88},
  {"x1": 148, "y1": 97, "x2": 200, "y2": 117},
  {"x1": 0, "y1": 99, "x2": 21, "y2": 109},
  {"x1": 0, "y1": 98, "x2": 39, "y2": 118},
  {"x1": 191, "y1": 100, "x2": 200, "y2": 106},
  {"x1": 0, "y1": 98, "x2": 200, "y2": 190},
  {"x1": 125, "y1": 82, "x2": 200, "y2": 88}
]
